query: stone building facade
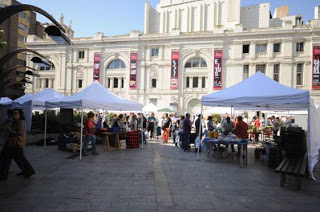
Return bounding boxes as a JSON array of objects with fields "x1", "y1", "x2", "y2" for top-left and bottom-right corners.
[{"x1": 25, "y1": 0, "x2": 320, "y2": 115}]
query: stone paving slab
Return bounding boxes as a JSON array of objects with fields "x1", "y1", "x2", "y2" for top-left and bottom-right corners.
[{"x1": 0, "y1": 139, "x2": 320, "y2": 212}]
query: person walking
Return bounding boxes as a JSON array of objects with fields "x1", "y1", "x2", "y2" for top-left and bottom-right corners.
[
  {"x1": 83, "y1": 111, "x2": 99, "y2": 156},
  {"x1": 162, "y1": 113, "x2": 171, "y2": 143},
  {"x1": 182, "y1": 113, "x2": 192, "y2": 152},
  {"x1": 0, "y1": 108, "x2": 35, "y2": 180}
]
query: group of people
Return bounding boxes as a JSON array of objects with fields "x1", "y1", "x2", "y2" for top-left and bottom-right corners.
[{"x1": 0, "y1": 109, "x2": 35, "y2": 181}]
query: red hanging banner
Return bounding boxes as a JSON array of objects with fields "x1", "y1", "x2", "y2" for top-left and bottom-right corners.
[
  {"x1": 129, "y1": 52, "x2": 138, "y2": 89},
  {"x1": 93, "y1": 53, "x2": 101, "y2": 82},
  {"x1": 312, "y1": 46, "x2": 320, "y2": 90},
  {"x1": 170, "y1": 50, "x2": 179, "y2": 90},
  {"x1": 213, "y1": 50, "x2": 223, "y2": 90}
]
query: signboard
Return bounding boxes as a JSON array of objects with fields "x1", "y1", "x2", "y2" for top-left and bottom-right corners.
[
  {"x1": 93, "y1": 53, "x2": 101, "y2": 82},
  {"x1": 129, "y1": 52, "x2": 138, "y2": 89},
  {"x1": 313, "y1": 46, "x2": 320, "y2": 89},
  {"x1": 170, "y1": 50, "x2": 179, "y2": 89},
  {"x1": 214, "y1": 50, "x2": 223, "y2": 90}
]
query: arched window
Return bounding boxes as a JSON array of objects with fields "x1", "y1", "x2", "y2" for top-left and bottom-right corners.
[
  {"x1": 185, "y1": 57, "x2": 207, "y2": 68},
  {"x1": 40, "y1": 62, "x2": 55, "y2": 71},
  {"x1": 107, "y1": 59, "x2": 126, "y2": 69}
]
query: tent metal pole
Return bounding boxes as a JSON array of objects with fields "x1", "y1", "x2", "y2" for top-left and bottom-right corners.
[
  {"x1": 197, "y1": 104, "x2": 203, "y2": 161},
  {"x1": 44, "y1": 108, "x2": 47, "y2": 149},
  {"x1": 141, "y1": 110, "x2": 143, "y2": 149},
  {"x1": 80, "y1": 107, "x2": 84, "y2": 160}
]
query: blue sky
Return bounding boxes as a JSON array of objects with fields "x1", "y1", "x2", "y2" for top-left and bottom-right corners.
[{"x1": 19, "y1": 0, "x2": 319, "y2": 38}]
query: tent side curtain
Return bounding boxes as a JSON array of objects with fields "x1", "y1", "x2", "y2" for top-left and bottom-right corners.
[{"x1": 309, "y1": 99, "x2": 320, "y2": 179}]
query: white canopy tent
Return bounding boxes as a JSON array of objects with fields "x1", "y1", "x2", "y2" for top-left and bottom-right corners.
[
  {"x1": 45, "y1": 81, "x2": 143, "y2": 159},
  {"x1": 198, "y1": 72, "x2": 319, "y2": 179},
  {"x1": 142, "y1": 103, "x2": 158, "y2": 113},
  {"x1": 11, "y1": 89, "x2": 64, "y2": 132}
]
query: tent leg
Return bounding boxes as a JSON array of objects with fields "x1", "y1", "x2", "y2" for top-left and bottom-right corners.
[
  {"x1": 44, "y1": 109, "x2": 47, "y2": 149},
  {"x1": 197, "y1": 104, "x2": 203, "y2": 161},
  {"x1": 141, "y1": 110, "x2": 143, "y2": 149},
  {"x1": 80, "y1": 108, "x2": 84, "y2": 160}
]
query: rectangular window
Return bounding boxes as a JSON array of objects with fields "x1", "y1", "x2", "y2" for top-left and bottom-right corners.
[
  {"x1": 19, "y1": 12, "x2": 30, "y2": 21},
  {"x1": 78, "y1": 79, "x2": 83, "y2": 88},
  {"x1": 256, "y1": 44, "x2": 267, "y2": 53},
  {"x1": 186, "y1": 77, "x2": 190, "y2": 88},
  {"x1": 150, "y1": 98, "x2": 157, "y2": 106},
  {"x1": 18, "y1": 23, "x2": 29, "y2": 33},
  {"x1": 273, "y1": 64, "x2": 279, "y2": 82},
  {"x1": 274, "y1": 43, "x2": 281, "y2": 53},
  {"x1": 193, "y1": 77, "x2": 198, "y2": 88},
  {"x1": 256, "y1": 64, "x2": 266, "y2": 74},
  {"x1": 201, "y1": 77, "x2": 205, "y2": 88},
  {"x1": 45, "y1": 79, "x2": 49, "y2": 88},
  {"x1": 78, "y1": 51, "x2": 85, "y2": 59},
  {"x1": 297, "y1": 63, "x2": 303, "y2": 85},
  {"x1": 107, "y1": 78, "x2": 110, "y2": 88},
  {"x1": 243, "y1": 65, "x2": 249, "y2": 80},
  {"x1": 121, "y1": 78, "x2": 124, "y2": 88},
  {"x1": 243, "y1": 44, "x2": 250, "y2": 54},
  {"x1": 114, "y1": 78, "x2": 118, "y2": 88},
  {"x1": 18, "y1": 35, "x2": 25, "y2": 42},
  {"x1": 296, "y1": 42, "x2": 304, "y2": 52},
  {"x1": 151, "y1": 79, "x2": 157, "y2": 88},
  {"x1": 151, "y1": 48, "x2": 159, "y2": 57}
]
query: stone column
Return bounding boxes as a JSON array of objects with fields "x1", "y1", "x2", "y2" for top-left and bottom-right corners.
[
  {"x1": 110, "y1": 78, "x2": 114, "y2": 88},
  {"x1": 48, "y1": 78, "x2": 53, "y2": 88},
  {"x1": 268, "y1": 41, "x2": 274, "y2": 59},
  {"x1": 41, "y1": 79, "x2": 45, "y2": 89},
  {"x1": 190, "y1": 77, "x2": 193, "y2": 88},
  {"x1": 250, "y1": 41, "x2": 256, "y2": 60},
  {"x1": 198, "y1": 77, "x2": 201, "y2": 88}
]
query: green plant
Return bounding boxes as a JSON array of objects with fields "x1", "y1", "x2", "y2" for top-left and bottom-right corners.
[{"x1": 211, "y1": 113, "x2": 222, "y2": 124}]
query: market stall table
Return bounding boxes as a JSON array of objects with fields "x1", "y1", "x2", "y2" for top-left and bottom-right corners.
[
  {"x1": 102, "y1": 131, "x2": 127, "y2": 150},
  {"x1": 202, "y1": 136, "x2": 248, "y2": 165}
]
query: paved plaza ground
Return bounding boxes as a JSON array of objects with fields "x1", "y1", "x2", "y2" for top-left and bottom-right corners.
[{"x1": 0, "y1": 139, "x2": 320, "y2": 212}]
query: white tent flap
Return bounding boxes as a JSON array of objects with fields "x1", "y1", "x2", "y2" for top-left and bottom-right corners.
[{"x1": 309, "y1": 99, "x2": 320, "y2": 179}]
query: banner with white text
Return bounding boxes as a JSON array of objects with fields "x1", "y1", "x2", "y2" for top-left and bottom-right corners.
[
  {"x1": 170, "y1": 50, "x2": 179, "y2": 90},
  {"x1": 313, "y1": 46, "x2": 320, "y2": 89},
  {"x1": 214, "y1": 50, "x2": 223, "y2": 90},
  {"x1": 130, "y1": 52, "x2": 138, "y2": 89},
  {"x1": 93, "y1": 53, "x2": 101, "y2": 82}
]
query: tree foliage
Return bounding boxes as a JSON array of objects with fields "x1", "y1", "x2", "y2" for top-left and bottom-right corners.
[{"x1": 0, "y1": 30, "x2": 6, "y2": 50}]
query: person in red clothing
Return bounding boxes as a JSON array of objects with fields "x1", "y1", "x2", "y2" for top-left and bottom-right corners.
[
  {"x1": 83, "y1": 111, "x2": 99, "y2": 156},
  {"x1": 232, "y1": 116, "x2": 248, "y2": 152},
  {"x1": 235, "y1": 116, "x2": 248, "y2": 139},
  {"x1": 254, "y1": 117, "x2": 260, "y2": 141}
]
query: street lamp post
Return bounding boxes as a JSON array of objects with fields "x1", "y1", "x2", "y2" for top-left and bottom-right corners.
[
  {"x1": 0, "y1": 49, "x2": 49, "y2": 97},
  {"x1": 0, "y1": 4, "x2": 72, "y2": 45},
  {"x1": 0, "y1": 3, "x2": 72, "y2": 97}
]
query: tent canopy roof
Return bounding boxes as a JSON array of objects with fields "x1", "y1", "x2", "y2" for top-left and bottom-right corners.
[
  {"x1": 46, "y1": 81, "x2": 142, "y2": 111},
  {"x1": 0, "y1": 97, "x2": 12, "y2": 105},
  {"x1": 12, "y1": 89, "x2": 64, "y2": 109},
  {"x1": 202, "y1": 72, "x2": 309, "y2": 110}
]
